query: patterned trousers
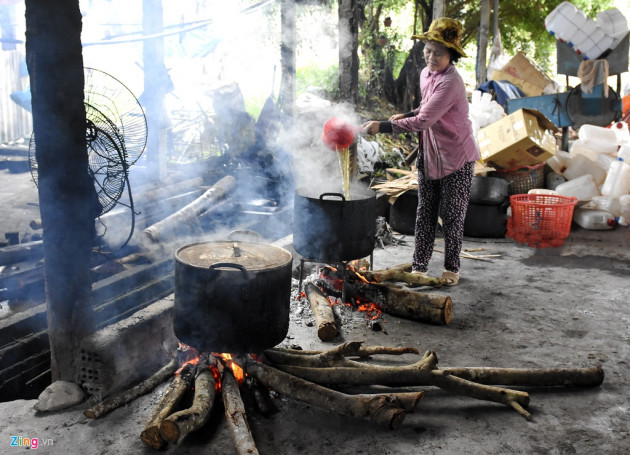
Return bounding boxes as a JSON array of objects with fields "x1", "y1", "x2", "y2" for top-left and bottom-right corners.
[{"x1": 412, "y1": 156, "x2": 475, "y2": 274}]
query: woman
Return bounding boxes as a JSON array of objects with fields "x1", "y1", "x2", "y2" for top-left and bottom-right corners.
[{"x1": 361, "y1": 17, "x2": 479, "y2": 286}]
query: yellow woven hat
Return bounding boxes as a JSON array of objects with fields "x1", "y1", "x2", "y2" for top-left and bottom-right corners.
[{"x1": 412, "y1": 17, "x2": 467, "y2": 58}]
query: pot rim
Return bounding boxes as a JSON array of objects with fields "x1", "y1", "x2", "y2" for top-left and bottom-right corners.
[{"x1": 175, "y1": 240, "x2": 293, "y2": 271}]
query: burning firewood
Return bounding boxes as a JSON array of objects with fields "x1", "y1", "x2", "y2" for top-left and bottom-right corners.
[
  {"x1": 319, "y1": 265, "x2": 452, "y2": 325},
  {"x1": 141, "y1": 363, "x2": 197, "y2": 449},
  {"x1": 241, "y1": 356, "x2": 421, "y2": 429},
  {"x1": 84, "y1": 358, "x2": 178, "y2": 420},
  {"x1": 304, "y1": 282, "x2": 339, "y2": 341},
  {"x1": 345, "y1": 281, "x2": 453, "y2": 325},
  {"x1": 159, "y1": 354, "x2": 217, "y2": 445},
  {"x1": 222, "y1": 367, "x2": 260, "y2": 455},
  {"x1": 260, "y1": 342, "x2": 605, "y2": 420}
]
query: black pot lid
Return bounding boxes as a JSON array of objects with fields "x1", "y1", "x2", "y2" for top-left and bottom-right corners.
[{"x1": 176, "y1": 241, "x2": 292, "y2": 271}]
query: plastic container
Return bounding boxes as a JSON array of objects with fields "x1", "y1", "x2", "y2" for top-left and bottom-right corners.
[
  {"x1": 546, "y1": 150, "x2": 571, "y2": 174},
  {"x1": 545, "y1": 172, "x2": 566, "y2": 191},
  {"x1": 562, "y1": 153, "x2": 606, "y2": 185},
  {"x1": 575, "y1": 26, "x2": 614, "y2": 60},
  {"x1": 601, "y1": 159, "x2": 630, "y2": 198},
  {"x1": 591, "y1": 195, "x2": 620, "y2": 216},
  {"x1": 610, "y1": 121, "x2": 630, "y2": 145},
  {"x1": 619, "y1": 195, "x2": 630, "y2": 225},
  {"x1": 529, "y1": 188, "x2": 557, "y2": 195},
  {"x1": 554, "y1": 173, "x2": 600, "y2": 201},
  {"x1": 618, "y1": 145, "x2": 630, "y2": 162},
  {"x1": 595, "y1": 152, "x2": 616, "y2": 172},
  {"x1": 545, "y1": 2, "x2": 579, "y2": 42},
  {"x1": 596, "y1": 8, "x2": 630, "y2": 49},
  {"x1": 570, "y1": 139, "x2": 602, "y2": 161},
  {"x1": 573, "y1": 208, "x2": 616, "y2": 230},
  {"x1": 578, "y1": 125, "x2": 619, "y2": 155},
  {"x1": 507, "y1": 193, "x2": 578, "y2": 248}
]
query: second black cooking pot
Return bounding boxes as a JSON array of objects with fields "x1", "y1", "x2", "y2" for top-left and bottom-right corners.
[
  {"x1": 293, "y1": 185, "x2": 376, "y2": 262},
  {"x1": 173, "y1": 240, "x2": 292, "y2": 354},
  {"x1": 469, "y1": 176, "x2": 510, "y2": 206}
]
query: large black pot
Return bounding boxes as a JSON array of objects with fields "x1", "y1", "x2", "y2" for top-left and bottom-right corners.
[
  {"x1": 389, "y1": 190, "x2": 417, "y2": 235},
  {"x1": 293, "y1": 185, "x2": 376, "y2": 262},
  {"x1": 173, "y1": 240, "x2": 292, "y2": 354},
  {"x1": 469, "y1": 176, "x2": 510, "y2": 206},
  {"x1": 464, "y1": 203, "x2": 508, "y2": 238}
]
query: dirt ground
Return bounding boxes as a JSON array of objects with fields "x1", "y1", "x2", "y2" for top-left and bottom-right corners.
[{"x1": 1, "y1": 166, "x2": 630, "y2": 455}]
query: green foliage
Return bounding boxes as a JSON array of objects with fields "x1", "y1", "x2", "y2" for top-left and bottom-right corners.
[{"x1": 296, "y1": 63, "x2": 339, "y2": 97}]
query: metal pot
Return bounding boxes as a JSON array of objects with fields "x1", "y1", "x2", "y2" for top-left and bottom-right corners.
[
  {"x1": 293, "y1": 185, "x2": 376, "y2": 262},
  {"x1": 173, "y1": 239, "x2": 292, "y2": 354},
  {"x1": 463, "y1": 202, "x2": 508, "y2": 238},
  {"x1": 389, "y1": 190, "x2": 417, "y2": 235},
  {"x1": 469, "y1": 176, "x2": 510, "y2": 206}
]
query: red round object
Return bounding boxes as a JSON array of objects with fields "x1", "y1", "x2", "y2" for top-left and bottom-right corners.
[{"x1": 322, "y1": 117, "x2": 355, "y2": 150}]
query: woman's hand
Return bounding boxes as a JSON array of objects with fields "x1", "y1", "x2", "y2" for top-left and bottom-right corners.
[
  {"x1": 360, "y1": 121, "x2": 380, "y2": 135},
  {"x1": 389, "y1": 113, "x2": 405, "y2": 121}
]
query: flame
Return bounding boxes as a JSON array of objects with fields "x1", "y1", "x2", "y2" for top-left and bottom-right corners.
[
  {"x1": 175, "y1": 355, "x2": 200, "y2": 375},
  {"x1": 355, "y1": 298, "x2": 383, "y2": 320},
  {"x1": 214, "y1": 352, "x2": 245, "y2": 384}
]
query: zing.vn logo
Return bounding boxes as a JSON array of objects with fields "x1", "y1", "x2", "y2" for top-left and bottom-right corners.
[{"x1": 10, "y1": 436, "x2": 54, "y2": 449}]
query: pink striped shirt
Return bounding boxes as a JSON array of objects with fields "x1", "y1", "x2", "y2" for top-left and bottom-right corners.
[{"x1": 391, "y1": 64, "x2": 479, "y2": 179}]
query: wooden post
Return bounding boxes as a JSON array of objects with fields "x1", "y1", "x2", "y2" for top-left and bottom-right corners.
[{"x1": 25, "y1": 0, "x2": 97, "y2": 382}]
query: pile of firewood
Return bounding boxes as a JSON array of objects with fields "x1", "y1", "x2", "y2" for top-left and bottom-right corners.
[
  {"x1": 303, "y1": 263, "x2": 453, "y2": 342},
  {"x1": 84, "y1": 341, "x2": 604, "y2": 453}
]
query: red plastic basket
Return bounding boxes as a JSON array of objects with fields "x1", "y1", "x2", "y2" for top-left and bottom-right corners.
[{"x1": 507, "y1": 194, "x2": 578, "y2": 248}]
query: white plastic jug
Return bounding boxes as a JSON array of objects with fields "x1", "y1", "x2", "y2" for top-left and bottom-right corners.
[
  {"x1": 546, "y1": 149, "x2": 571, "y2": 174},
  {"x1": 578, "y1": 125, "x2": 619, "y2": 154},
  {"x1": 601, "y1": 159, "x2": 630, "y2": 198},
  {"x1": 570, "y1": 138, "x2": 602, "y2": 161},
  {"x1": 595, "y1": 153, "x2": 616, "y2": 172},
  {"x1": 596, "y1": 8, "x2": 630, "y2": 49},
  {"x1": 618, "y1": 195, "x2": 630, "y2": 226},
  {"x1": 555, "y1": 173, "x2": 600, "y2": 201},
  {"x1": 563, "y1": 153, "x2": 606, "y2": 184},
  {"x1": 610, "y1": 121, "x2": 630, "y2": 145},
  {"x1": 591, "y1": 195, "x2": 620, "y2": 217},
  {"x1": 618, "y1": 145, "x2": 630, "y2": 162},
  {"x1": 573, "y1": 208, "x2": 616, "y2": 230}
]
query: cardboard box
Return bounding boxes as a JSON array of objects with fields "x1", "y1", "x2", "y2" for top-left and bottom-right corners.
[
  {"x1": 491, "y1": 51, "x2": 555, "y2": 97},
  {"x1": 476, "y1": 108, "x2": 558, "y2": 170}
]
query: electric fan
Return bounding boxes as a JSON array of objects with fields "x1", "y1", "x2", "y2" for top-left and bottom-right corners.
[{"x1": 28, "y1": 67, "x2": 147, "y2": 216}]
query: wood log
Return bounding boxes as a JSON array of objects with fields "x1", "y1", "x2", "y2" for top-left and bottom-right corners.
[
  {"x1": 140, "y1": 363, "x2": 196, "y2": 449},
  {"x1": 304, "y1": 283, "x2": 339, "y2": 341},
  {"x1": 143, "y1": 175, "x2": 235, "y2": 243},
  {"x1": 441, "y1": 366, "x2": 605, "y2": 388},
  {"x1": 138, "y1": 177, "x2": 204, "y2": 204},
  {"x1": 243, "y1": 357, "x2": 408, "y2": 429},
  {"x1": 344, "y1": 281, "x2": 452, "y2": 325},
  {"x1": 267, "y1": 350, "x2": 531, "y2": 419},
  {"x1": 223, "y1": 368, "x2": 260, "y2": 455},
  {"x1": 0, "y1": 240, "x2": 43, "y2": 266},
  {"x1": 357, "y1": 269, "x2": 445, "y2": 288},
  {"x1": 159, "y1": 357, "x2": 216, "y2": 445},
  {"x1": 84, "y1": 358, "x2": 178, "y2": 419}
]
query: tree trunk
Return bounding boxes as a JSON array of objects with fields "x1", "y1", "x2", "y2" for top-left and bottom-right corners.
[
  {"x1": 338, "y1": 0, "x2": 360, "y2": 104},
  {"x1": 25, "y1": 0, "x2": 97, "y2": 382},
  {"x1": 476, "y1": 0, "x2": 490, "y2": 88},
  {"x1": 433, "y1": 0, "x2": 445, "y2": 19},
  {"x1": 279, "y1": 0, "x2": 296, "y2": 118},
  {"x1": 142, "y1": 0, "x2": 169, "y2": 178}
]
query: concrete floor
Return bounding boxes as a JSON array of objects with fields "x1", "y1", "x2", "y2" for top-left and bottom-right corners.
[{"x1": 1, "y1": 166, "x2": 630, "y2": 454}]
